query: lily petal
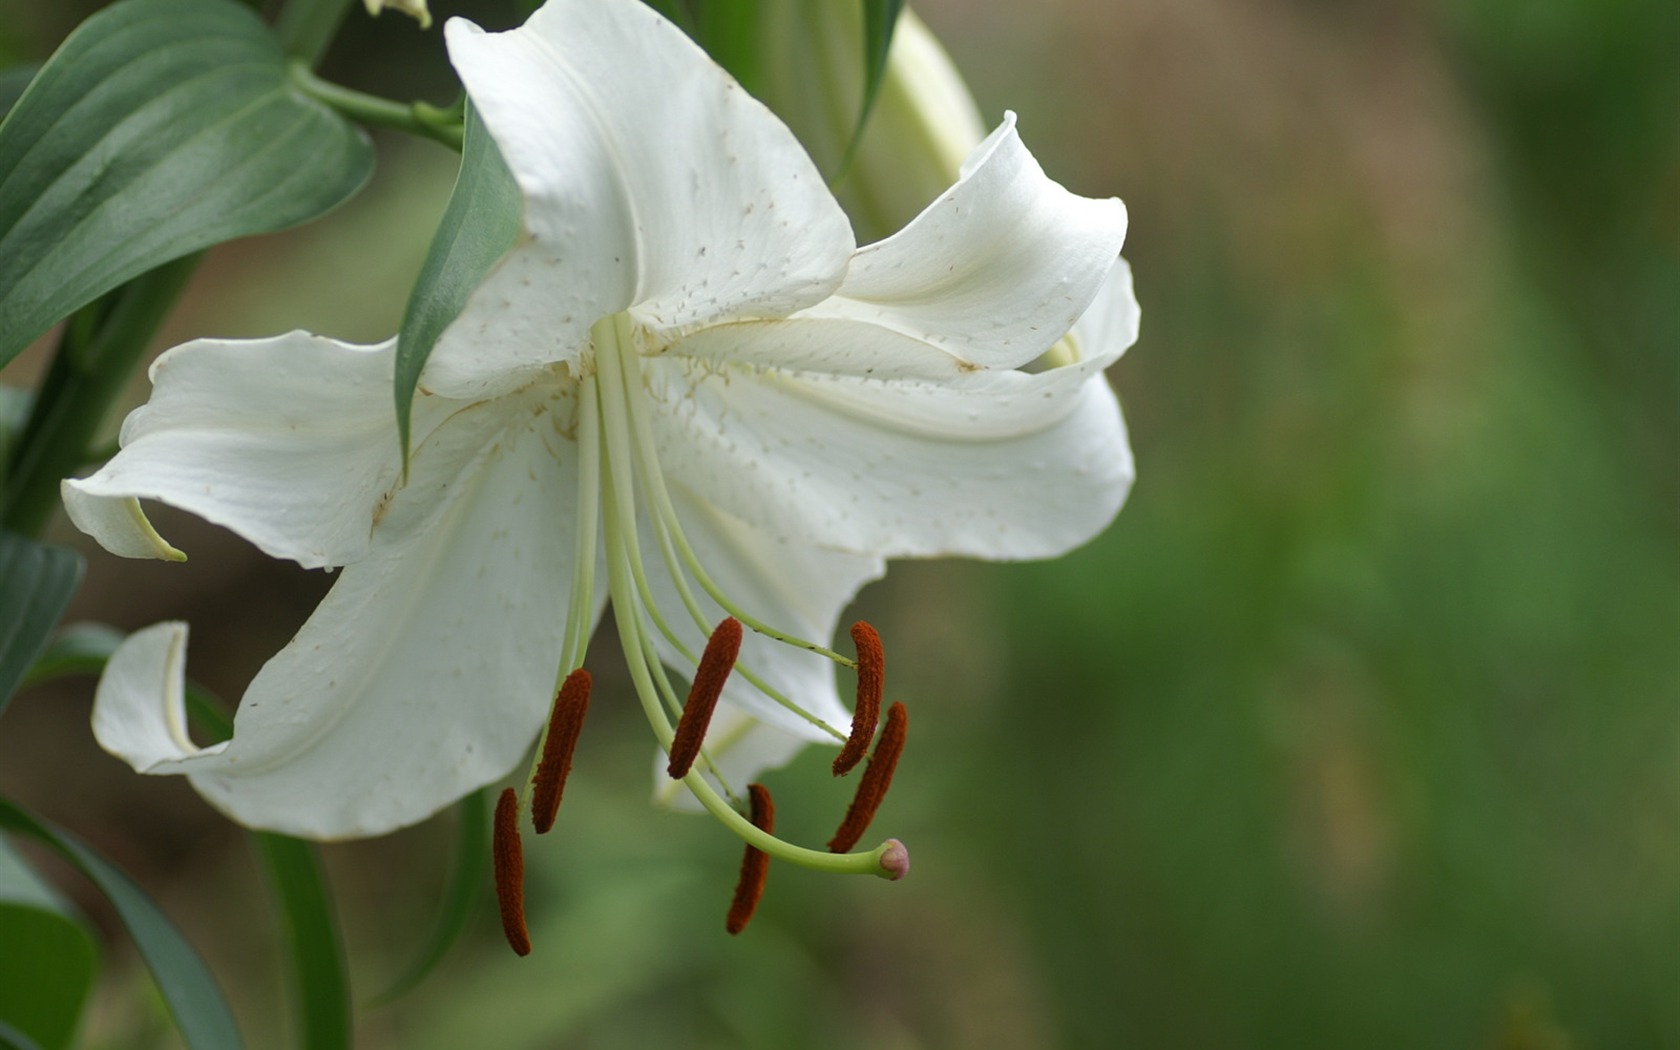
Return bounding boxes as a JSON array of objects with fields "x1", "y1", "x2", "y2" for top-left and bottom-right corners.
[
  {"x1": 92, "y1": 622, "x2": 226, "y2": 772},
  {"x1": 92, "y1": 400, "x2": 593, "y2": 838},
  {"x1": 646, "y1": 346, "x2": 1133, "y2": 561},
  {"x1": 431, "y1": 0, "x2": 854, "y2": 397},
  {"x1": 1070, "y1": 256, "x2": 1142, "y2": 364},
  {"x1": 63, "y1": 333, "x2": 444, "y2": 569},
  {"x1": 665, "y1": 317, "x2": 974, "y2": 381},
  {"x1": 60, "y1": 493, "x2": 186, "y2": 562},
  {"x1": 802, "y1": 114, "x2": 1128, "y2": 371},
  {"x1": 639, "y1": 485, "x2": 883, "y2": 741}
]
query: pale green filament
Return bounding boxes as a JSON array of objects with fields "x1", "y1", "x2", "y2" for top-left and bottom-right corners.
[
  {"x1": 590, "y1": 316, "x2": 894, "y2": 876},
  {"x1": 559, "y1": 376, "x2": 602, "y2": 680},
  {"x1": 597, "y1": 314, "x2": 846, "y2": 740},
  {"x1": 634, "y1": 478, "x2": 847, "y2": 743},
  {"x1": 603, "y1": 468, "x2": 894, "y2": 876},
  {"x1": 612, "y1": 330, "x2": 855, "y2": 669},
  {"x1": 523, "y1": 377, "x2": 603, "y2": 810}
]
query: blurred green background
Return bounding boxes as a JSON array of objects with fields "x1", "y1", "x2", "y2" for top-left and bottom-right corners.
[{"x1": 1, "y1": 0, "x2": 1677, "y2": 1047}]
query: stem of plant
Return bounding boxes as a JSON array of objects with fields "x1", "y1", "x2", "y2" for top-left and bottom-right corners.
[
  {"x1": 0, "y1": 254, "x2": 202, "y2": 539},
  {"x1": 290, "y1": 64, "x2": 465, "y2": 150}
]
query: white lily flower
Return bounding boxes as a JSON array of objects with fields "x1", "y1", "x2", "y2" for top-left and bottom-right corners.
[{"x1": 62, "y1": 0, "x2": 1136, "y2": 875}]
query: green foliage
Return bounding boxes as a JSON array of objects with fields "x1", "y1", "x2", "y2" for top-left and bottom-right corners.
[
  {"x1": 838, "y1": 0, "x2": 904, "y2": 174},
  {"x1": 395, "y1": 104, "x2": 521, "y2": 465},
  {"x1": 16, "y1": 623, "x2": 124, "y2": 691},
  {"x1": 0, "y1": 0, "x2": 373, "y2": 370},
  {"x1": 0, "y1": 532, "x2": 81, "y2": 719},
  {"x1": 371, "y1": 791, "x2": 490, "y2": 1004},
  {"x1": 691, "y1": 0, "x2": 763, "y2": 96},
  {"x1": 19, "y1": 625, "x2": 352, "y2": 1050},
  {"x1": 0, "y1": 63, "x2": 37, "y2": 121},
  {"x1": 253, "y1": 834, "x2": 352, "y2": 1050},
  {"x1": 0, "y1": 837, "x2": 97, "y2": 1050},
  {"x1": 0, "y1": 800, "x2": 244, "y2": 1050}
]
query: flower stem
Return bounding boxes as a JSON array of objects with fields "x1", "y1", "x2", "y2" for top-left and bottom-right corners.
[{"x1": 289, "y1": 63, "x2": 465, "y2": 150}]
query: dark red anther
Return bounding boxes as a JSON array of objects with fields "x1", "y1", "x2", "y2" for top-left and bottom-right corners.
[
  {"x1": 833, "y1": 621, "x2": 884, "y2": 776},
  {"x1": 492, "y1": 787, "x2": 531, "y2": 957},
  {"x1": 827, "y1": 702, "x2": 908, "y2": 853},
  {"x1": 726, "y1": 783, "x2": 775, "y2": 935},
  {"x1": 668, "y1": 617, "x2": 743, "y2": 779},
  {"x1": 531, "y1": 669, "x2": 592, "y2": 834}
]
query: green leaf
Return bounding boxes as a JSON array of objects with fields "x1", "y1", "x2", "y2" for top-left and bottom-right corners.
[
  {"x1": 0, "y1": 799, "x2": 244, "y2": 1050},
  {"x1": 0, "y1": 837, "x2": 98, "y2": 1050},
  {"x1": 838, "y1": 0, "x2": 905, "y2": 177},
  {"x1": 0, "y1": 0, "x2": 374, "y2": 370},
  {"x1": 0, "y1": 64, "x2": 39, "y2": 123},
  {"x1": 253, "y1": 834, "x2": 351, "y2": 1050},
  {"x1": 370, "y1": 790, "x2": 489, "y2": 1003},
  {"x1": 17, "y1": 623, "x2": 123, "y2": 691},
  {"x1": 692, "y1": 0, "x2": 762, "y2": 96},
  {"x1": 0, "y1": 385, "x2": 29, "y2": 473},
  {"x1": 394, "y1": 104, "x2": 520, "y2": 466},
  {"x1": 0, "y1": 532, "x2": 82, "y2": 716}
]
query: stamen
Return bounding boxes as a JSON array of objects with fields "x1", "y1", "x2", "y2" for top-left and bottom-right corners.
[
  {"x1": 608, "y1": 496, "x2": 897, "y2": 877},
  {"x1": 827, "y1": 702, "x2": 908, "y2": 853},
  {"x1": 492, "y1": 788, "x2": 531, "y2": 957},
  {"x1": 726, "y1": 783, "x2": 775, "y2": 935},
  {"x1": 531, "y1": 669, "x2": 592, "y2": 834},
  {"x1": 833, "y1": 622, "x2": 885, "y2": 776},
  {"x1": 667, "y1": 617, "x2": 743, "y2": 779}
]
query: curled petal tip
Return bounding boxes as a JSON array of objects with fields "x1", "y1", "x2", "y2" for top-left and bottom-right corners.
[{"x1": 878, "y1": 839, "x2": 910, "y2": 881}]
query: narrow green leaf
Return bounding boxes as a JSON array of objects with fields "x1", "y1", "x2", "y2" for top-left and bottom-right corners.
[
  {"x1": 253, "y1": 834, "x2": 351, "y2": 1050},
  {"x1": 0, "y1": 0, "x2": 374, "y2": 369},
  {"x1": 394, "y1": 104, "x2": 520, "y2": 465},
  {"x1": 0, "y1": 799, "x2": 244, "y2": 1050},
  {"x1": 0, "y1": 532, "x2": 82, "y2": 716},
  {"x1": 17, "y1": 623, "x2": 123, "y2": 690},
  {"x1": 370, "y1": 790, "x2": 489, "y2": 1004},
  {"x1": 0, "y1": 837, "x2": 98, "y2": 1050},
  {"x1": 0, "y1": 386, "x2": 30, "y2": 476},
  {"x1": 839, "y1": 0, "x2": 905, "y2": 177},
  {"x1": 692, "y1": 0, "x2": 762, "y2": 96}
]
